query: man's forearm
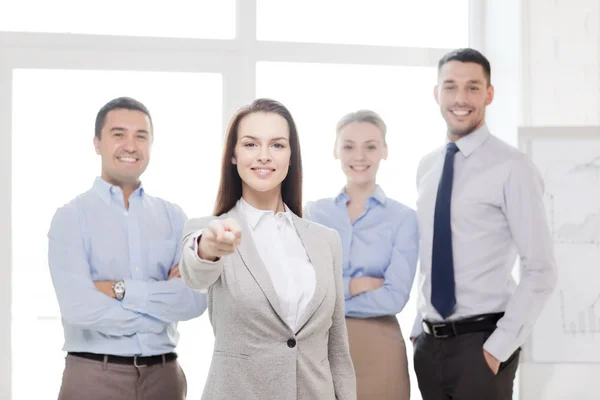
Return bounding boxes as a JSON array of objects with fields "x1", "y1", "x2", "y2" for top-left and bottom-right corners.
[
  {"x1": 121, "y1": 279, "x2": 206, "y2": 322},
  {"x1": 94, "y1": 281, "x2": 116, "y2": 298}
]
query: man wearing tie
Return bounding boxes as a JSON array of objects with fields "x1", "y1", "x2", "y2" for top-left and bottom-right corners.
[{"x1": 410, "y1": 48, "x2": 557, "y2": 399}]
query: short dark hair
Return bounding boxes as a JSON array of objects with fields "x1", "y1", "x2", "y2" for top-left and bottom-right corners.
[
  {"x1": 213, "y1": 98, "x2": 303, "y2": 217},
  {"x1": 94, "y1": 97, "x2": 153, "y2": 138},
  {"x1": 438, "y1": 48, "x2": 491, "y2": 85}
]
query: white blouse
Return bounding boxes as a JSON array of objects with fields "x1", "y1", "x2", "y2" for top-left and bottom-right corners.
[
  {"x1": 194, "y1": 199, "x2": 317, "y2": 332},
  {"x1": 238, "y1": 199, "x2": 316, "y2": 332}
]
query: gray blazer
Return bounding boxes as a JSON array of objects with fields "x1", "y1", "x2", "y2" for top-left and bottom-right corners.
[{"x1": 180, "y1": 204, "x2": 356, "y2": 400}]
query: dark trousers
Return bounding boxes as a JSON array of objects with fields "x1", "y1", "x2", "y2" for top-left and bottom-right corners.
[{"x1": 413, "y1": 331, "x2": 520, "y2": 400}]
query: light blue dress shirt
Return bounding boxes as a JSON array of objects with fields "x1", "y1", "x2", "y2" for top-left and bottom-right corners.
[
  {"x1": 48, "y1": 177, "x2": 207, "y2": 356},
  {"x1": 304, "y1": 186, "x2": 419, "y2": 318}
]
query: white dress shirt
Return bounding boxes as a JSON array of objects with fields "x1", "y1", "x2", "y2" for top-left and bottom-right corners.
[{"x1": 412, "y1": 124, "x2": 558, "y2": 362}]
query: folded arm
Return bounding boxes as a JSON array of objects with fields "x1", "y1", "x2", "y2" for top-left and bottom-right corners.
[
  {"x1": 48, "y1": 206, "x2": 165, "y2": 336},
  {"x1": 345, "y1": 210, "x2": 419, "y2": 318},
  {"x1": 121, "y1": 275, "x2": 207, "y2": 323}
]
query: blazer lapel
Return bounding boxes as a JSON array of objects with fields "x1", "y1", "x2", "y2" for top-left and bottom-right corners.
[
  {"x1": 227, "y1": 206, "x2": 289, "y2": 327},
  {"x1": 293, "y1": 215, "x2": 330, "y2": 333}
]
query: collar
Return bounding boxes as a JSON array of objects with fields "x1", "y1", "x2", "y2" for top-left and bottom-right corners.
[
  {"x1": 238, "y1": 198, "x2": 294, "y2": 229},
  {"x1": 449, "y1": 123, "x2": 491, "y2": 157},
  {"x1": 334, "y1": 184, "x2": 387, "y2": 206},
  {"x1": 92, "y1": 177, "x2": 145, "y2": 206}
]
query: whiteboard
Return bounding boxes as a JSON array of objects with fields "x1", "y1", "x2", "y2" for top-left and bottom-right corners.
[{"x1": 519, "y1": 127, "x2": 600, "y2": 364}]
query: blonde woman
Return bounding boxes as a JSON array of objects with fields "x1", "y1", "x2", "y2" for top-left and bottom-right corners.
[{"x1": 305, "y1": 110, "x2": 418, "y2": 400}]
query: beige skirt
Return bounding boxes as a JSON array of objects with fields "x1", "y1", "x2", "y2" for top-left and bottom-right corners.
[{"x1": 345, "y1": 316, "x2": 410, "y2": 400}]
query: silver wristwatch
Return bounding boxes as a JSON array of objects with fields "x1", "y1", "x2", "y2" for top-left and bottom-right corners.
[{"x1": 112, "y1": 280, "x2": 126, "y2": 301}]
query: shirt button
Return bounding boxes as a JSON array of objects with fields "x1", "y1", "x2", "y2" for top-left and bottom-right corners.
[
  {"x1": 287, "y1": 338, "x2": 296, "y2": 348},
  {"x1": 124, "y1": 211, "x2": 129, "y2": 216},
  {"x1": 149, "y1": 327, "x2": 153, "y2": 332},
  {"x1": 135, "y1": 266, "x2": 140, "y2": 272}
]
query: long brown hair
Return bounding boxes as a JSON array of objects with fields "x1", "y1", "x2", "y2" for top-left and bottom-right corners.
[{"x1": 213, "y1": 98, "x2": 303, "y2": 217}]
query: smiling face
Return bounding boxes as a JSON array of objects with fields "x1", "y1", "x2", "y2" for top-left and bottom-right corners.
[
  {"x1": 335, "y1": 121, "x2": 387, "y2": 186},
  {"x1": 93, "y1": 108, "x2": 152, "y2": 188},
  {"x1": 435, "y1": 60, "x2": 494, "y2": 140},
  {"x1": 232, "y1": 111, "x2": 291, "y2": 199}
]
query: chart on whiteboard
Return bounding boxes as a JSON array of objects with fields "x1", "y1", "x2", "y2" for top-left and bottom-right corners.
[{"x1": 528, "y1": 137, "x2": 600, "y2": 363}]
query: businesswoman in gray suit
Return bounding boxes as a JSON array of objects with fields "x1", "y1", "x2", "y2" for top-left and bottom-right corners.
[{"x1": 180, "y1": 98, "x2": 357, "y2": 400}]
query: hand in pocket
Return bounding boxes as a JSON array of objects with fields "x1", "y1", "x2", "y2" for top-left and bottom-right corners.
[{"x1": 483, "y1": 349, "x2": 500, "y2": 375}]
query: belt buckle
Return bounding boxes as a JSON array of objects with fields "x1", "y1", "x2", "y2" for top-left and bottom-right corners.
[
  {"x1": 133, "y1": 355, "x2": 148, "y2": 368},
  {"x1": 432, "y1": 323, "x2": 449, "y2": 339}
]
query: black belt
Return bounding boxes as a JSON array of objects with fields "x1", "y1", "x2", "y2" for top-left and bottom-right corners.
[
  {"x1": 422, "y1": 313, "x2": 504, "y2": 339},
  {"x1": 69, "y1": 352, "x2": 177, "y2": 367}
]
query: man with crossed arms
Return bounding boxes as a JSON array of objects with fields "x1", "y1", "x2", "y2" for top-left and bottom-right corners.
[{"x1": 48, "y1": 97, "x2": 206, "y2": 399}]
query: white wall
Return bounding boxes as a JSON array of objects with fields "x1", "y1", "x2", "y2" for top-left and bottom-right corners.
[
  {"x1": 482, "y1": 1, "x2": 600, "y2": 399},
  {"x1": 0, "y1": 57, "x2": 13, "y2": 400}
]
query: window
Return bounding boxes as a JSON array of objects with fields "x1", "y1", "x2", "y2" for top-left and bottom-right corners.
[
  {"x1": 0, "y1": 0, "x2": 236, "y2": 39},
  {"x1": 2, "y1": 3, "x2": 473, "y2": 399},
  {"x1": 257, "y1": 0, "x2": 470, "y2": 49},
  {"x1": 11, "y1": 69, "x2": 222, "y2": 399}
]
